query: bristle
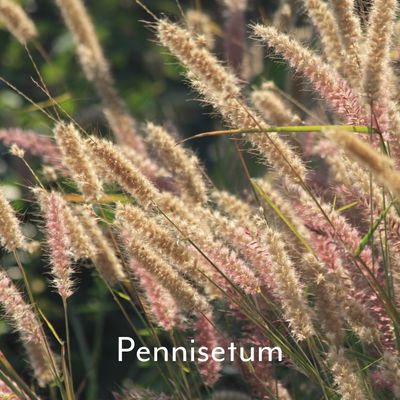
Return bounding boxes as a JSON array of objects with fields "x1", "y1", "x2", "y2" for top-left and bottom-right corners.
[
  {"x1": 362, "y1": 0, "x2": 397, "y2": 100},
  {"x1": 194, "y1": 312, "x2": 222, "y2": 386},
  {"x1": 361, "y1": 0, "x2": 397, "y2": 134},
  {"x1": 251, "y1": 82, "x2": 299, "y2": 125},
  {"x1": 211, "y1": 190, "x2": 256, "y2": 225},
  {"x1": 64, "y1": 204, "x2": 97, "y2": 260},
  {"x1": 262, "y1": 226, "x2": 315, "y2": 340},
  {"x1": 380, "y1": 351, "x2": 400, "y2": 398},
  {"x1": 115, "y1": 204, "x2": 211, "y2": 289},
  {"x1": 157, "y1": 19, "x2": 240, "y2": 98},
  {"x1": 130, "y1": 257, "x2": 181, "y2": 331},
  {"x1": 168, "y1": 210, "x2": 261, "y2": 294}
]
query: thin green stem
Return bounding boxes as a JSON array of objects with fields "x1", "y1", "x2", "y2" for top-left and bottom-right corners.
[
  {"x1": 182, "y1": 124, "x2": 374, "y2": 143},
  {"x1": 63, "y1": 298, "x2": 74, "y2": 397}
]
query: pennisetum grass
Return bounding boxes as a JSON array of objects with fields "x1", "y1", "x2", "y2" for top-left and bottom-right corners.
[{"x1": 1, "y1": 1, "x2": 400, "y2": 399}]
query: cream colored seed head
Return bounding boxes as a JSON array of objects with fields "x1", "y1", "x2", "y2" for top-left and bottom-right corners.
[
  {"x1": 64, "y1": 205, "x2": 97, "y2": 260},
  {"x1": 251, "y1": 82, "x2": 299, "y2": 125},
  {"x1": 0, "y1": 0, "x2": 37, "y2": 44},
  {"x1": 88, "y1": 137, "x2": 159, "y2": 207},
  {"x1": 0, "y1": 270, "x2": 55, "y2": 386},
  {"x1": 54, "y1": 122, "x2": 102, "y2": 201},
  {"x1": 146, "y1": 122, "x2": 208, "y2": 204},
  {"x1": 122, "y1": 231, "x2": 210, "y2": 313},
  {"x1": 330, "y1": 0, "x2": 362, "y2": 86},
  {"x1": 188, "y1": 73, "x2": 307, "y2": 182},
  {"x1": 0, "y1": 189, "x2": 25, "y2": 251},
  {"x1": 115, "y1": 204, "x2": 210, "y2": 289},
  {"x1": 158, "y1": 19, "x2": 307, "y2": 183},
  {"x1": 54, "y1": 0, "x2": 145, "y2": 150},
  {"x1": 10, "y1": 144, "x2": 25, "y2": 158},
  {"x1": 328, "y1": 129, "x2": 400, "y2": 197},
  {"x1": 327, "y1": 348, "x2": 367, "y2": 400},
  {"x1": 362, "y1": 0, "x2": 397, "y2": 101},
  {"x1": 302, "y1": 0, "x2": 346, "y2": 73},
  {"x1": 262, "y1": 226, "x2": 315, "y2": 340},
  {"x1": 77, "y1": 206, "x2": 125, "y2": 283},
  {"x1": 211, "y1": 189, "x2": 256, "y2": 225},
  {"x1": 185, "y1": 9, "x2": 215, "y2": 50},
  {"x1": 157, "y1": 19, "x2": 241, "y2": 98}
]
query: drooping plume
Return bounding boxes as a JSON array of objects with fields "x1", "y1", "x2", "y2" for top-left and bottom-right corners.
[{"x1": 54, "y1": 0, "x2": 146, "y2": 151}]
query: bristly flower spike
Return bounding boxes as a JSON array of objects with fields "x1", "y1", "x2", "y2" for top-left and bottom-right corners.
[{"x1": 44, "y1": 191, "x2": 75, "y2": 299}]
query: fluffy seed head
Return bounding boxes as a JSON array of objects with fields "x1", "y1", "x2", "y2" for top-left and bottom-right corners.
[
  {"x1": 327, "y1": 347, "x2": 367, "y2": 400},
  {"x1": 0, "y1": 0, "x2": 37, "y2": 44},
  {"x1": 0, "y1": 188, "x2": 25, "y2": 251},
  {"x1": 78, "y1": 207, "x2": 126, "y2": 283},
  {"x1": 54, "y1": 0, "x2": 145, "y2": 150},
  {"x1": 186, "y1": 9, "x2": 215, "y2": 50},
  {"x1": 116, "y1": 204, "x2": 210, "y2": 287},
  {"x1": 331, "y1": 0, "x2": 362, "y2": 85},
  {"x1": 121, "y1": 229, "x2": 210, "y2": 313},
  {"x1": 0, "y1": 128, "x2": 64, "y2": 171},
  {"x1": 158, "y1": 19, "x2": 307, "y2": 183},
  {"x1": 362, "y1": 0, "x2": 397, "y2": 100},
  {"x1": 157, "y1": 19, "x2": 241, "y2": 98},
  {"x1": 194, "y1": 313, "x2": 222, "y2": 386},
  {"x1": 44, "y1": 192, "x2": 74, "y2": 299},
  {"x1": 146, "y1": 122, "x2": 208, "y2": 204},
  {"x1": 252, "y1": 24, "x2": 367, "y2": 125},
  {"x1": 54, "y1": 122, "x2": 102, "y2": 200},
  {"x1": 0, "y1": 270, "x2": 55, "y2": 386},
  {"x1": 88, "y1": 137, "x2": 159, "y2": 207},
  {"x1": 251, "y1": 82, "x2": 299, "y2": 125},
  {"x1": 130, "y1": 258, "x2": 181, "y2": 331},
  {"x1": 302, "y1": 0, "x2": 345, "y2": 73},
  {"x1": 328, "y1": 129, "x2": 400, "y2": 197}
]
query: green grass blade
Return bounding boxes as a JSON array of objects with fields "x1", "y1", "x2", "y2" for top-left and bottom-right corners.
[{"x1": 354, "y1": 202, "x2": 393, "y2": 257}]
